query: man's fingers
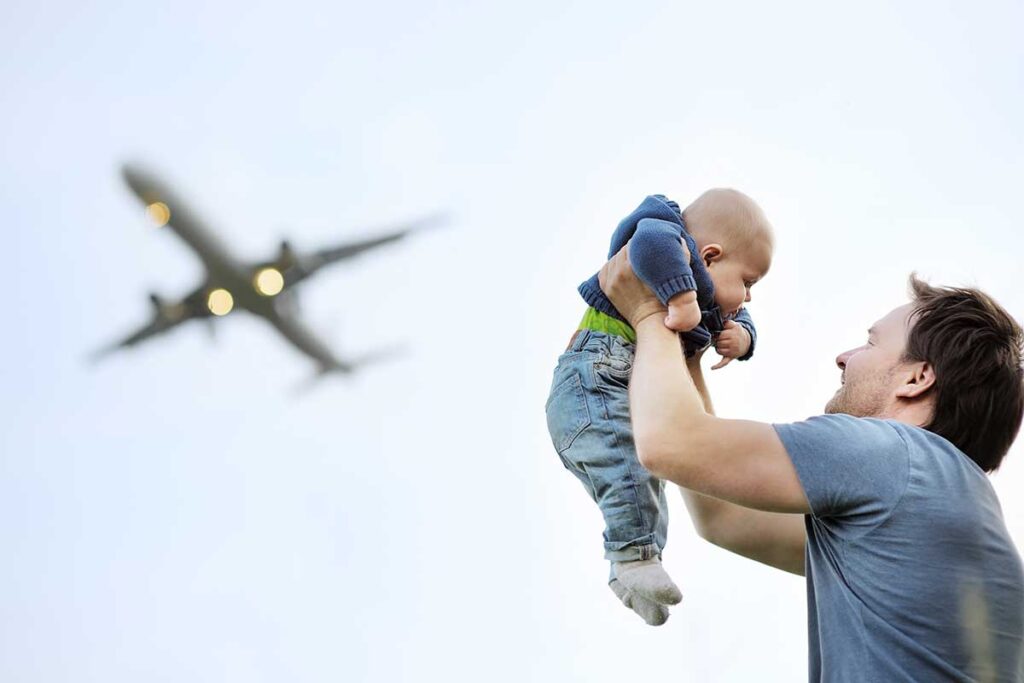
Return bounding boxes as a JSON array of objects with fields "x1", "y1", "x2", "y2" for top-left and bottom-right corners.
[
  {"x1": 711, "y1": 356, "x2": 734, "y2": 371},
  {"x1": 597, "y1": 243, "x2": 630, "y2": 291},
  {"x1": 597, "y1": 258, "x2": 611, "y2": 291}
]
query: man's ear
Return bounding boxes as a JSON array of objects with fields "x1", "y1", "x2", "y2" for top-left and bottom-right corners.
[
  {"x1": 700, "y1": 243, "x2": 723, "y2": 267},
  {"x1": 895, "y1": 361, "x2": 935, "y2": 399}
]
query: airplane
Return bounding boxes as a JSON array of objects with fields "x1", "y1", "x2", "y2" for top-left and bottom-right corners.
[{"x1": 92, "y1": 164, "x2": 443, "y2": 376}]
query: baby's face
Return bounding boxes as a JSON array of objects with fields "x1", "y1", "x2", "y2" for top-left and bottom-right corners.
[{"x1": 705, "y1": 241, "x2": 772, "y2": 319}]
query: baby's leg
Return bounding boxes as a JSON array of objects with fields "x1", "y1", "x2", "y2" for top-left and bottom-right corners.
[{"x1": 546, "y1": 331, "x2": 681, "y2": 605}]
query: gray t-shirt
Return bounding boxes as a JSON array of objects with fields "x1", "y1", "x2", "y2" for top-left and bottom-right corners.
[{"x1": 774, "y1": 415, "x2": 1024, "y2": 682}]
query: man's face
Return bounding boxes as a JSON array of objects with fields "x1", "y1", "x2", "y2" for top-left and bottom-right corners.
[{"x1": 825, "y1": 303, "x2": 916, "y2": 417}]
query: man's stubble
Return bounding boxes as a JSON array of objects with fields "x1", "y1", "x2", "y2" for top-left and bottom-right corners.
[{"x1": 824, "y1": 366, "x2": 896, "y2": 418}]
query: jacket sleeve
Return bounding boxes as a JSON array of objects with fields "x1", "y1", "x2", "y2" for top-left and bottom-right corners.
[
  {"x1": 629, "y1": 218, "x2": 698, "y2": 305},
  {"x1": 733, "y1": 307, "x2": 757, "y2": 361}
]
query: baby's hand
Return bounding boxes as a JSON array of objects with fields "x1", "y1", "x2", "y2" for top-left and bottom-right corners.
[
  {"x1": 710, "y1": 319, "x2": 751, "y2": 370},
  {"x1": 664, "y1": 290, "x2": 702, "y2": 332}
]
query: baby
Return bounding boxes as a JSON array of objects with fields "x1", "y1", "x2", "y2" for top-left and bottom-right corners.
[{"x1": 545, "y1": 189, "x2": 774, "y2": 625}]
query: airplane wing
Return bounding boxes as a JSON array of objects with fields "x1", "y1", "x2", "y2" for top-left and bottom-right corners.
[
  {"x1": 281, "y1": 213, "x2": 446, "y2": 288},
  {"x1": 121, "y1": 164, "x2": 241, "y2": 274},
  {"x1": 90, "y1": 287, "x2": 212, "y2": 361},
  {"x1": 261, "y1": 300, "x2": 407, "y2": 376},
  {"x1": 261, "y1": 301, "x2": 355, "y2": 373}
]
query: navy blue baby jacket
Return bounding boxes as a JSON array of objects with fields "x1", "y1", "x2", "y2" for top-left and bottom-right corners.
[{"x1": 578, "y1": 195, "x2": 757, "y2": 359}]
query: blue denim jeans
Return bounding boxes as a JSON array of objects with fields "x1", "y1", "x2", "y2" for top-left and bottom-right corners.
[{"x1": 545, "y1": 329, "x2": 668, "y2": 562}]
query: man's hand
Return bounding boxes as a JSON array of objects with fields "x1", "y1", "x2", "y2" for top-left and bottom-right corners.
[
  {"x1": 710, "y1": 319, "x2": 751, "y2": 371},
  {"x1": 598, "y1": 242, "x2": 666, "y2": 329}
]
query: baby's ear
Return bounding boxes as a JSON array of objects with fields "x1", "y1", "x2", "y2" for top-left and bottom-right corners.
[{"x1": 700, "y1": 243, "x2": 723, "y2": 266}]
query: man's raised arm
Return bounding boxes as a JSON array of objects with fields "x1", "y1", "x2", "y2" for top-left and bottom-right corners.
[{"x1": 597, "y1": 243, "x2": 809, "y2": 571}]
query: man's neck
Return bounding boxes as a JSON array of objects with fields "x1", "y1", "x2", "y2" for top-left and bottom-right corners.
[{"x1": 881, "y1": 400, "x2": 934, "y2": 429}]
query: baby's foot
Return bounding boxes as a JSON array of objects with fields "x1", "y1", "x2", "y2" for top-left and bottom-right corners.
[
  {"x1": 609, "y1": 578, "x2": 670, "y2": 626},
  {"x1": 664, "y1": 291, "x2": 701, "y2": 332},
  {"x1": 613, "y1": 558, "x2": 683, "y2": 605}
]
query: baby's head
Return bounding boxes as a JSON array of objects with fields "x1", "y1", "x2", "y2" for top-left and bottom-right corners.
[{"x1": 682, "y1": 188, "x2": 774, "y2": 319}]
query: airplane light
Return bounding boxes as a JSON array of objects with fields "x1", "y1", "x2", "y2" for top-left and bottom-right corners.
[
  {"x1": 254, "y1": 267, "x2": 284, "y2": 296},
  {"x1": 146, "y1": 202, "x2": 171, "y2": 227},
  {"x1": 207, "y1": 288, "x2": 234, "y2": 316}
]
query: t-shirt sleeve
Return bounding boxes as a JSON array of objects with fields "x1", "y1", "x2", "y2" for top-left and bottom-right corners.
[{"x1": 773, "y1": 415, "x2": 910, "y2": 531}]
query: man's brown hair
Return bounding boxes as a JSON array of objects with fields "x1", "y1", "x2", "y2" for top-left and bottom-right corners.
[{"x1": 904, "y1": 274, "x2": 1024, "y2": 471}]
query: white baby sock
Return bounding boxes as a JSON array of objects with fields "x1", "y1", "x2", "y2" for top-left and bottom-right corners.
[
  {"x1": 612, "y1": 558, "x2": 683, "y2": 606},
  {"x1": 609, "y1": 579, "x2": 670, "y2": 626}
]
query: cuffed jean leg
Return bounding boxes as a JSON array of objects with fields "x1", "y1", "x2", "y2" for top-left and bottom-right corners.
[{"x1": 545, "y1": 331, "x2": 667, "y2": 563}]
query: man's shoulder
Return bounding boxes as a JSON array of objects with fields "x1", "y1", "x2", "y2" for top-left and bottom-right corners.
[
  {"x1": 773, "y1": 414, "x2": 911, "y2": 520},
  {"x1": 880, "y1": 419, "x2": 991, "y2": 489},
  {"x1": 775, "y1": 413, "x2": 907, "y2": 449}
]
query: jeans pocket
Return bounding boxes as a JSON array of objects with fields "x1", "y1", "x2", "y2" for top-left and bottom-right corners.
[
  {"x1": 594, "y1": 355, "x2": 632, "y2": 387},
  {"x1": 545, "y1": 371, "x2": 592, "y2": 453}
]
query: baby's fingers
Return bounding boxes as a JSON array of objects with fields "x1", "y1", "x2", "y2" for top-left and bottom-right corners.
[
  {"x1": 719, "y1": 329, "x2": 741, "y2": 343},
  {"x1": 711, "y1": 356, "x2": 734, "y2": 371}
]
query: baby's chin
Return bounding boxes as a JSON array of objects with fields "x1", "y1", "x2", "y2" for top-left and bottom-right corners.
[{"x1": 715, "y1": 302, "x2": 743, "y2": 318}]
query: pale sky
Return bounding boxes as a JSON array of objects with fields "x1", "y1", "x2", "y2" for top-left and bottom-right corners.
[{"x1": 3, "y1": 1, "x2": 1023, "y2": 681}]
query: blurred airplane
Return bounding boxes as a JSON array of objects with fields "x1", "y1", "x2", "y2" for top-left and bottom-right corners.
[{"x1": 92, "y1": 164, "x2": 443, "y2": 376}]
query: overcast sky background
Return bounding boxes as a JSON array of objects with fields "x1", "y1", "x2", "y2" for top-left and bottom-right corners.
[{"x1": 3, "y1": 1, "x2": 1023, "y2": 681}]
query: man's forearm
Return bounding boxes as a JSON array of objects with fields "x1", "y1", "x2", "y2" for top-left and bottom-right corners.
[
  {"x1": 677, "y1": 354, "x2": 807, "y2": 575},
  {"x1": 676, "y1": 354, "x2": 748, "y2": 539},
  {"x1": 628, "y1": 317, "x2": 712, "y2": 480},
  {"x1": 626, "y1": 315, "x2": 724, "y2": 485}
]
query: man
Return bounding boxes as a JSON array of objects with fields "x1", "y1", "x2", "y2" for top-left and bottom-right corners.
[{"x1": 597, "y1": 244, "x2": 1024, "y2": 681}]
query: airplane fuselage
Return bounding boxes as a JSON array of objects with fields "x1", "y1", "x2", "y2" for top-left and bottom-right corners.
[{"x1": 121, "y1": 165, "x2": 284, "y2": 319}]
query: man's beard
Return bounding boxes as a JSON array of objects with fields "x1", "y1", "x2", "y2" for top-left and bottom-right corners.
[{"x1": 824, "y1": 367, "x2": 895, "y2": 417}]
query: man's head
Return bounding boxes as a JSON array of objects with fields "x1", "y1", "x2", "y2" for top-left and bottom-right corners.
[
  {"x1": 682, "y1": 188, "x2": 774, "y2": 319},
  {"x1": 826, "y1": 274, "x2": 1024, "y2": 472}
]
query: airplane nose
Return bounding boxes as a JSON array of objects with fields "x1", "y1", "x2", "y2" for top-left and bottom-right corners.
[
  {"x1": 121, "y1": 163, "x2": 163, "y2": 205},
  {"x1": 121, "y1": 164, "x2": 144, "y2": 192}
]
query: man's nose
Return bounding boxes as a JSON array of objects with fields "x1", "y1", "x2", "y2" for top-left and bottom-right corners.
[{"x1": 836, "y1": 348, "x2": 855, "y2": 369}]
